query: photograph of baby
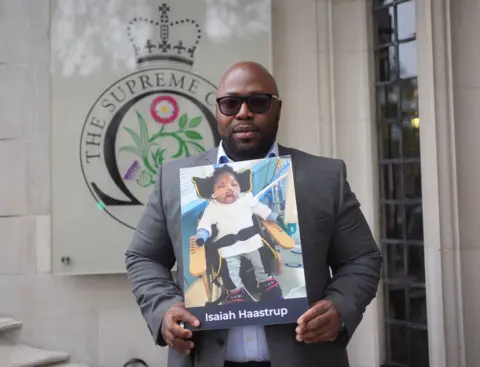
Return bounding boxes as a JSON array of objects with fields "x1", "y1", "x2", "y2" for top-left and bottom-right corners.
[{"x1": 179, "y1": 156, "x2": 308, "y2": 330}]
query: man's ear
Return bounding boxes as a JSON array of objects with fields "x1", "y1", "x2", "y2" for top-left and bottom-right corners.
[
  {"x1": 237, "y1": 169, "x2": 253, "y2": 193},
  {"x1": 191, "y1": 176, "x2": 214, "y2": 199}
]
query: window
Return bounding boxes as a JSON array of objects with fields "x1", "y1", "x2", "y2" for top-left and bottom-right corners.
[{"x1": 372, "y1": 1, "x2": 429, "y2": 366}]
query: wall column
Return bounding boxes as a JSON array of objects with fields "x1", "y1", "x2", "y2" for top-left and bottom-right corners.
[
  {"x1": 416, "y1": 0, "x2": 467, "y2": 366},
  {"x1": 279, "y1": 0, "x2": 384, "y2": 366}
]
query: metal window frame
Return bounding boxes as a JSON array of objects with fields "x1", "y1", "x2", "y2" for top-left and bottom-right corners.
[{"x1": 372, "y1": 1, "x2": 429, "y2": 366}]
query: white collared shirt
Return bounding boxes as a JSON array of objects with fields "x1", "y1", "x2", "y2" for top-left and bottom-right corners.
[{"x1": 216, "y1": 141, "x2": 278, "y2": 362}]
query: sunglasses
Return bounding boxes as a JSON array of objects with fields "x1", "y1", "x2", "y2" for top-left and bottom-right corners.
[{"x1": 216, "y1": 93, "x2": 280, "y2": 116}]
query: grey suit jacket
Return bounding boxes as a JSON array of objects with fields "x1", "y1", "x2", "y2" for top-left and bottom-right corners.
[{"x1": 125, "y1": 145, "x2": 382, "y2": 367}]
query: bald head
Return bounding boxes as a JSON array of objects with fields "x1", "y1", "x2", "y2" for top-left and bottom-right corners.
[
  {"x1": 217, "y1": 61, "x2": 279, "y2": 97},
  {"x1": 214, "y1": 61, "x2": 282, "y2": 162}
]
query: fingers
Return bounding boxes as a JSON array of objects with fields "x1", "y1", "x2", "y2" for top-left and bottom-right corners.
[
  {"x1": 296, "y1": 316, "x2": 335, "y2": 343},
  {"x1": 171, "y1": 307, "x2": 200, "y2": 328},
  {"x1": 297, "y1": 308, "x2": 332, "y2": 333},
  {"x1": 297, "y1": 300, "x2": 330, "y2": 325},
  {"x1": 169, "y1": 321, "x2": 193, "y2": 340},
  {"x1": 164, "y1": 323, "x2": 194, "y2": 354},
  {"x1": 162, "y1": 304, "x2": 201, "y2": 355},
  {"x1": 298, "y1": 327, "x2": 338, "y2": 344},
  {"x1": 164, "y1": 329, "x2": 195, "y2": 354},
  {"x1": 296, "y1": 301, "x2": 341, "y2": 344}
]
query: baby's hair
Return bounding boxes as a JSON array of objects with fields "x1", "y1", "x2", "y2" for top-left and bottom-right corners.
[{"x1": 212, "y1": 165, "x2": 239, "y2": 185}]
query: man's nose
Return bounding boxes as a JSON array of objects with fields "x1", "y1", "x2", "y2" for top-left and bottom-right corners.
[{"x1": 236, "y1": 102, "x2": 252, "y2": 119}]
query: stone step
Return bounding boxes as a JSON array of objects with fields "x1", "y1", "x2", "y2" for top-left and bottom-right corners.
[
  {"x1": 0, "y1": 340, "x2": 70, "y2": 367},
  {"x1": 0, "y1": 317, "x2": 22, "y2": 333}
]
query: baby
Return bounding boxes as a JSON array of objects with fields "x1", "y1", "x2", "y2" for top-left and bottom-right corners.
[{"x1": 194, "y1": 165, "x2": 283, "y2": 303}]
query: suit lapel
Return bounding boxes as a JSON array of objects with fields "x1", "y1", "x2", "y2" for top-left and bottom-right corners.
[
  {"x1": 278, "y1": 144, "x2": 290, "y2": 157},
  {"x1": 204, "y1": 145, "x2": 291, "y2": 165},
  {"x1": 188, "y1": 147, "x2": 218, "y2": 168},
  {"x1": 202, "y1": 147, "x2": 218, "y2": 165},
  {"x1": 278, "y1": 145, "x2": 299, "y2": 190},
  {"x1": 278, "y1": 144, "x2": 294, "y2": 162}
]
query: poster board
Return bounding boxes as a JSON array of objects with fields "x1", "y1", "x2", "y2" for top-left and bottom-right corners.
[
  {"x1": 179, "y1": 157, "x2": 308, "y2": 330},
  {"x1": 50, "y1": 0, "x2": 272, "y2": 274}
]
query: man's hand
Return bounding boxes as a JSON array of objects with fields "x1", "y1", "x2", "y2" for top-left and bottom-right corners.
[
  {"x1": 161, "y1": 303, "x2": 200, "y2": 354},
  {"x1": 296, "y1": 300, "x2": 342, "y2": 344}
]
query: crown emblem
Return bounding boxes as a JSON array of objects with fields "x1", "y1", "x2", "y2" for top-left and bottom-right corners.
[{"x1": 126, "y1": 3, "x2": 202, "y2": 66}]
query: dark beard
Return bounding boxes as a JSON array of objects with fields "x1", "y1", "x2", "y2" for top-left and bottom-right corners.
[{"x1": 221, "y1": 132, "x2": 276, "y2": 162}]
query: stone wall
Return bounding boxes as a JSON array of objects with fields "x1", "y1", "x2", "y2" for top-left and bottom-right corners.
[{"x1": 450, "y1": 1, "x2": 480, "y2": 365}]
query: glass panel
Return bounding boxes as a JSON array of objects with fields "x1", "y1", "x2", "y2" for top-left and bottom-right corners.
[
  {"x1": 387, "y1": 323, "x2": 408, "y2": 365},
  {"x1": 408, "y1": 245, "x2": 426, "y2": 283},
  {"x1": 377, "y1": 84, "x2": 399, "y2": 119},
  {"x1": 397, "y1": 0, "x2": 416, "y2": 40},
  {"x1": 382, "y1": 204, "x2": 404, "y2": 240},
  {"x1": 408, "y1": 284, "x2": 427, "y2": 324},
  {"x1": 402, "y1": 119, "x2": 421, "y2": 158},
  {"x1": 399, "y1": 40, "x2": 418, "y2": 78},
  {"x1": 374, "y1": 5, "x2": 395, "y2": 45},
  {"x1": 382, "y1": 163, "x2": 402, "y2": 200},
  {"x1": 376, "y1": 46, "x2": 397, "y2": 82},
  {"x1": 403, "y1": 163, "x2": 422, "y2": 198},
  {"x1": 380, "y1": 123, "x2": 401, "y2": 159},
  {"x1": 400, "y1": 77, "x2": 418, "y2": 117},
  {"x1": 410, "y1": 329, "x2": 430, "y2": 367},
  {"x1": 406, "y1": 204, "x2": 423, "y2": 241},
  {"x1": 387, "y1": 284, "x2": 406, "y2": 320},
  {"x1": 373, "y1": 2, "x2": 427, "y2": 366},
  {"x1": 385, "y1": 243, "x2": 405, "y2": 280}
]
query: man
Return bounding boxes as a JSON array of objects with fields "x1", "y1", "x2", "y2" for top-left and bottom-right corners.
[{"x1": 125, "y1": 61, "x2": 382, "y2": 367}]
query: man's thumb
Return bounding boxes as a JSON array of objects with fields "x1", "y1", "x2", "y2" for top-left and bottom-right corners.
[
  {"x1": 179, "y1": 309, "x2": 200, "y2": 328},
  {"x1": 315, "y1": 300, "x2": 331, "y2": 313}
]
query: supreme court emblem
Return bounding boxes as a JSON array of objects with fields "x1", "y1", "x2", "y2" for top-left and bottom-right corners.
[{"x1": 79, "y1": 3, "x2": 220, "y2": 229}]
